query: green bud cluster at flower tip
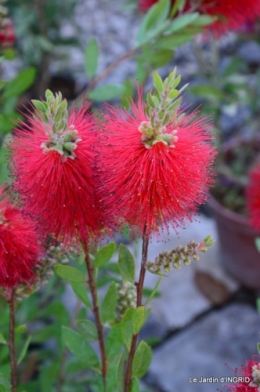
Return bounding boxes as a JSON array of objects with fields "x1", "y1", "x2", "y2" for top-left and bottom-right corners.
[
  {"x1": 140, "y1": 68, "x2": 188, "y2": 149},
  {"x1": 32, "y1": 90, "x2": 81, "y2": 160}
]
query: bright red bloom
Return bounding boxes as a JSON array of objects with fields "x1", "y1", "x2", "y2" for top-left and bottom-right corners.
[
  {"x1": 226, "y1": 357, "x2": 260, "y2": 391},
  {"x1": 246, "y1": 163, "x2": 260, "y2": 232},
  {"x1": 100, "y1": 94, "x2": 216, "y2": 237},
  {"x1": 0, "y1": 19, "x2": 15, "y2": 48},
  {"x1": 0, "y1": 188, "x2": 41, "y2": 288},
  {"x1": 10, "y1": 104, "x2": 106, "y2": 246},
  {"x1": 138, "y1": 0, "x2": 260, "y2": 36}
]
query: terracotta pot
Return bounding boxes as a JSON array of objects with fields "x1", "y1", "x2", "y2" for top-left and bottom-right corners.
[{"x1": 208, "y1": 195, "x2": 260, "y2": 289}]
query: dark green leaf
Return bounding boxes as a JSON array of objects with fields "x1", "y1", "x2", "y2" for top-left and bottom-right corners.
[
  {"x1": 121, "y1": 78, "x2": 134, "y2": 109},
  {"x1": 62, "y1": 327, "x2": 99, "y2": 366},
  {"x1": 192, "y1": 14, "x2": 216, "y2": 26},
  {"x1": 166, "y1": 13, "x2": 199, "y2": 33},
  {"x1": 88, "y1": 84, "x2": 124, "y2": 102},
  {"x1": 94, "y1": 242, "x2": 116, "y2": 268},
  {"x1": 0, "y1": 375, "x2": 11, "y2": 389},
  {"x1": 118, "y1": 244, "x2": 135, "y2": 283},
  {"x1": 130, "y1": 378, "x2": 140, "y2": 392},
  {"x1": 101, "y1": 282, "x2": 118, "y2": 323},
  {"x1": 54, "y1": 265, "x2": 85, "y2": 283},
  {"x1": 170, "y1": 0, "x2": 186, "y2": 17},
  {"x1": 0, "y1": 333, "x2": 6, "y2": 344},
  {"x1": 84, "y1": 38, "x2": 99, "y2": 79},
  {"x1": 77, "y1": 319, "x2": 97, "y2": 341},
  {"x1": 71, "y1": 282, "x2": 91, "y2": 308},
  {"x1": 121, "y1": 308, "x2": 135, "y2": 351},
  {"x1": 117, "y1": 354, "x2": 124, "y2": 392},
  {"x1": 132, "y1": 341, "x2": 152, "y2": 378},
  {"x1": 154, "y1": 33, "x2": 194, "y2": 49},
  {"x1": 15, "y1": 324, "x2": 27, "y2": 334},
  {"x1": 105, "y1": 324, "x2": 123, "y2": 360},
  {"x1": 107, "y1": 366, "x2": 117, "y2": 392},
  {"x1": 18, "y1": 335, "x2": 31, "y2": 364},
  {"x1": 3, "y1": 67, "x2": 36, "y2": 99},
  {"x1": 133, "y1": 306, "x2": 144, "y2": 334},
  {"x1": 190, "y1": 84, "x2": 224, "y2": 100}
]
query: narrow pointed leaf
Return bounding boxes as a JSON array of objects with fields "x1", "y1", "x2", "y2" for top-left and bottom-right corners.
[
  {"x1": 144, "y1": 277, "x2": 162, "y2": 305},
  {"x1": 18, "y1": 335, "x2": 31, "y2": 364},
  {"x1": 118, "y1": 244, "x2": 135, "y2": 283},
  {"x1": 71, "y1": 282, "x2": 91, "y2": 308},
  {"x1": 77, "y1": 319, "x2": 97, "y2": 341},
  {"x1": 84, "y1": 38, "x2": 99, "y2": 79}
]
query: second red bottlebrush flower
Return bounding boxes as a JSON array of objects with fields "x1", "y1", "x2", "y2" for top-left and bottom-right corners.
[
  {"x1": 0, "y1": 187, "x2": 41, "y2": 288},
  {"x1": 10, "y1": 91, "x2": 105, "y2": 246},
  {"x1": 100, "y1": 70, "x2": 217, "y2": 237},
  {"x1": 246, "y1": 163, "x2": 260, "y2": 232}
]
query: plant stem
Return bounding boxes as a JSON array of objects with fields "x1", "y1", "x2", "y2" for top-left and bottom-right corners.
[
  {"x1": 74, "y1": 47, "x2": 138, "y2": 105},
  {"x1": 83, "y1": 244, "x2": 107, "y2": 391},
  {"x1": 124, "y1": 227, "x2": 149, "y2": 392},
  {"x1": 9, "y1": 289, "x2": 17, "y2": 392}
]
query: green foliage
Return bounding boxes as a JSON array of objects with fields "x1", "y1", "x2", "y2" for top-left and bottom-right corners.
[
  {"x1": 132, "y1": 341, "x2": 152, "y2": 378},
  {"x1": 2, "y1": 67, "x2": 36, "y2": 99},
  {"x1": 94, "y1": 242, "x2": 116, "y2": 268},
  {"x1": 84, "y1": 38, "x2": 99, "y2": 79},
  {"x1": 18, "y1": 336, "x2": 31, "y2": 364},
  {"x1": 101, "y1": 282, "x2": 118, "y2": 323},
  {"x1": 71, "y1": 282, "x2": 92, "y2": 308},
  {"x1": 130, "y1": 378, "x2": 140, "y2": 392},
  {"x1": 62, "y1": 327, "x2": 99, "y2": 367},
  {"x1": 77, "y1": 320, "x2": 98, "y2": 341},
  {"x1": 54, "y1": 265, "x2": 85, "y2": 283},
  {"x1": 88, "y1": 84, "x2": 125, "y2": 102},
  {"x1": 118, "y1": 244, "x2": 135, "y2": 283}
]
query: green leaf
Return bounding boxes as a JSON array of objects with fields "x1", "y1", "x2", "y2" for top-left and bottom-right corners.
[
  {"x1": 101, "y1": 282, "x2": 118, "y2": 323},
  {"x1": 121, "y1": 308, "x2": 135, "y2": 351},
  {"x1": 117, "y1": 354, "x2": 124, "y2": 391},
  {"x1": 62, "y1": 327, "x2": 99, "y2": 366},
  {"x1": 118, "y1": 244, "x2": 135, "y2": 283},
  {"x1": 77, "y1": 319, "x2": 97, "y2": 341},
  {"x1": 0, "y1": 333, "x2": 7, "y2": 344},
  {"x1": 77, "y1": 252, "x2": 85, "y2": 265},
  {"x1": 132, "y1": 341, "x2": 152, "y2": 378},
  {"x1": 107, "y1": 366, "x2": 117, "y2": 392},
  {"x1": 0, "y1": 375, "x2": 11, "y2": 390},
  {"x1": 153, "y1": 71, "x2": 163, "y2": 93},
  {"x1": 136, "y1": 0, "x2": 171, "y2": 45},
  {"x1": 121, "y1": 78, "x2": 134, "y2": 109},
  {"x1": 88, "y1": 84, "x2": 124, "y2": 102},
  {"x1": 15, "y1": 324, "x2": 27, "y2": 334},
  {"x1": 54, "y1": 265, "x2": 85, "y2": 283},
  {"x1": 84, "y1": 38, "x2": 99, "y2": 79},
  {"x1": 154, "y1": 33, "x2": 194, "y2": 49},
  {"x1": 94, "y1": 242, "x2": 116, "y2": 268},
  {"x1": 71, "y1": 282, "x2": 91, "y2": 308},
  {"x1": 255, "y1": 238, "x2": 260, "y2": 253},
  {"x1": 18, "y1": 335, "x2": 31, "y2": 364},
  {"x1": 105, "y1": 324, "x2": 123, "y2": 360},
  {"x1": 3, "y1": 67, "x2": 36, "y2": 99},
  {"x1": 170, "y1": 0, "x2": 186, "y2": 17},
  {"x1": 144, "y1": 277, "x2": 162, "y2": 305},
  {"x1": 166, "y1": 13, "x2": 199, "y2": 33},
  {"x1": 257, "y1": 298, "x2": 260, "y2": 314},
  {"x1": 133, "y1": 306, "x2": 144, "y2": 334},
  {"x1": 130, "y1": 378, "x2": 140, "y2": 392},
  {"x1": 258, "y1": 342, "x2": 260, "y2": 354},
  {"x1": 192, "y1": 14, "x2": 216, "y2": 26},
  {"x1": 190, "y1": 84, "x2": 224, "y2": 100}
]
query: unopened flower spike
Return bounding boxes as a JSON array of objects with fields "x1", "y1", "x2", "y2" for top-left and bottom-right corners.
[
  {"x1": 32, "y1": 90, "x2": 81, "y2": 160},
  {"x1": 141, "y1": 67, "x2": 188, "y2": 149},
  {"x1": 146, "y1": 236, "x2": 215, "y2": 275}
]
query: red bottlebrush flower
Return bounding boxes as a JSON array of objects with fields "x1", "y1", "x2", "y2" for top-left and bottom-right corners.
[
  {"x1": 100, "y1": 93, "x2": 216, "y2": 237},
  {"x1": 138, "y1": 0, "x2": 260, "y2": 36},
  {"x1": 199, "y1": 0, "x2": 260, "y2": 36},
  {"x1": 10, "y1": 102, "x2": 105, "y2": 246},
  {"x1": 0, "y1": 19, "x2": 15, "y2": 48},
  {"x1": 0, "y1": 188, "x2": 41, "y2": 288},
  {"x1": 226, "y1": 357, "x2": 260, "y2": 391},
  {"x1": 246, "y1": 163, "x2": 260, "y2": 232}
]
